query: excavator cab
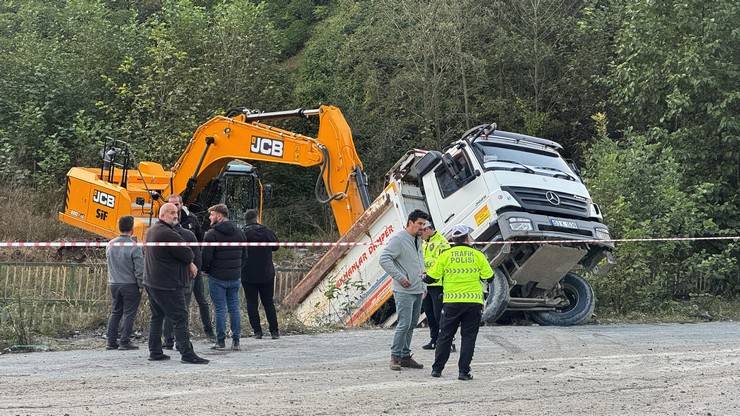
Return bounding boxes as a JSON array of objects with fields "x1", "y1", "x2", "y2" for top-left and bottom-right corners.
[{"x1": 191, "y1": 160, "x2": 264, "y2": 229}]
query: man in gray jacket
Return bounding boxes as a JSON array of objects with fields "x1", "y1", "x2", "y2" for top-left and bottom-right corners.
[
  {"x1": 105, "y1": 216, "x2": 144, "y2": 350},
  {"x1": 379, "y1": 209, "x2": 430, "y2": 371}
]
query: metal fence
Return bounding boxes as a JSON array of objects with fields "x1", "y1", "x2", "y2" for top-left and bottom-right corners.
[{"x1": 0, "y1": 262, "x2": 306, "y2": 333}]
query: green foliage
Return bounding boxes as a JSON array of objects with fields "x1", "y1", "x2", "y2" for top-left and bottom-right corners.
[{"x1": 0, "y1": 0, "x2": 736, "y2": 313}]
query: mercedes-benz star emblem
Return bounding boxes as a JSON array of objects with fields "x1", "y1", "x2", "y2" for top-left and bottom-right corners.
[{"x1": 545, "y1": 191, "x2": 561, "y2": 205}]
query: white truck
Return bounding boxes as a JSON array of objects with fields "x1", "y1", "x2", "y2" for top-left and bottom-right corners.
[{"x1": 283, "y1": 124, "x2": 614, "y2": 327}]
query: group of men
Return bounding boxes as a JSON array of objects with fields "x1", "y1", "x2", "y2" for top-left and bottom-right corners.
[
  {"x1": 380, "y1": 209, "x2": 494, "y2": 381},
  {"x1": 104, "y1": 195, "x2": 280, "y2": 364}
]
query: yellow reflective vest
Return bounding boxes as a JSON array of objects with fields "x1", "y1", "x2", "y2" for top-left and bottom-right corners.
[
  {"x1": 427, "y1": 244, "x2": 494, "y2": 305},
  {"x1": 423, "y1": 231, "x2": 451, "y2": 287}
]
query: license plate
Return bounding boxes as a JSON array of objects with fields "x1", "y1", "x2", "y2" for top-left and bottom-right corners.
[{"x1": 551, "y1": 219, "x2": 578, "y2": 229}]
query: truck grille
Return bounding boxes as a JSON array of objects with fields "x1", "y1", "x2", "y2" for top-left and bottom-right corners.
[{"x1": 502, "y1": 186, "x2": 589, "y2": 219}]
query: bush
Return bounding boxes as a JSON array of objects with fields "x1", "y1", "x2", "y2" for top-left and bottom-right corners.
[{"x1": 583, "y1": 114, "x2": 735, "y2": 313}]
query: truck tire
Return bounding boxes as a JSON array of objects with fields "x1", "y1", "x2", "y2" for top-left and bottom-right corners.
[
  {"x1": 531, "y1": 272, "x2": 595, "y2": 326},
  {"x1": 482, "y1": 268, "x2": 510, "y2": 323}
]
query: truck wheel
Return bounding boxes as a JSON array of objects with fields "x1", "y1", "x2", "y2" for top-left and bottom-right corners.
[
  {"x1": 531, "y1": 273, "x2": 595, "y2": 326},
  {"x1": 482, "y1": 268, "x2": 510, "y2": 323}
]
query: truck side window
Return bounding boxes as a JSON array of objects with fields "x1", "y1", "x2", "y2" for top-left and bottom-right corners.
[{"x1": 435, "y1": 152, "x2": 474, "y2": 198}]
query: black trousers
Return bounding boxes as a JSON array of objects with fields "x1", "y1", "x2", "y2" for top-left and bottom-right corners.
[
  {"x1": 106, "y1": 284, "x2": 141, "y2": 345},
  {"x1": 243, "y1": 281, "x2": 279, "y2": 335},
  {"x1": 422, "y1": 286, "x2": 444, "y2": 343},
  {"x1": 163, "y1": 282, "x2": 192, "y2": 346},
  {"x1": 433, "y1": 303, "x2": 482, "y2": 375},
  {"x1": 164, "y1": 274, "x2": 214, "y2": 343},
  {"x1": 147, "y1": 287, "x2": 194, "y2": 357}
]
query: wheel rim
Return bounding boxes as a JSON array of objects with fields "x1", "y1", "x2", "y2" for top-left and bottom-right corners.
[{"x1": 557, "y1": 283, "x2": 579, "y2": 313}]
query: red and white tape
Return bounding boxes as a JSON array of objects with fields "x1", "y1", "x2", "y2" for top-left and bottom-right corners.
[{"x1": 0, "y1": 236, "x2": 736, "y2": 248}]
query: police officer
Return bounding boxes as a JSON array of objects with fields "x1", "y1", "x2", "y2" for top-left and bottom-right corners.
[
  {"x1": 425, "y1": 224, "x2": 493, "y2": 381},
  {"x1": 420, "y1": 221, "x2": 450, "y2": 350}
]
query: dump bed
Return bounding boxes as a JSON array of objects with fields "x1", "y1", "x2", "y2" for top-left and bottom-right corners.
[{"x1": 284, "y1": 151, "x2": 427, "y2": 326}]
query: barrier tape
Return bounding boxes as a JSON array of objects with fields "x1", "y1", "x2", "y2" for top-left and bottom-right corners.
[{"x1": 0, "y1": 236, "x2": 736, "y2": 248}]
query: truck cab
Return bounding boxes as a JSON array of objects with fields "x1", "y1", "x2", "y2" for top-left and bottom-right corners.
[{"x1": 414, "y1": 126, "x2": 614, "y2": 325}]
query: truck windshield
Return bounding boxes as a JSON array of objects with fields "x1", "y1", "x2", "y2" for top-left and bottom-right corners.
[{"x1": 475, "y1": 142, "x2": 578, "y2": 180}]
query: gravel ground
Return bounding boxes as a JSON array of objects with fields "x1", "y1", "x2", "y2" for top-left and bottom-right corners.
[{"x1": 1, "y1": 322, "x2": 738, "y2": 415}]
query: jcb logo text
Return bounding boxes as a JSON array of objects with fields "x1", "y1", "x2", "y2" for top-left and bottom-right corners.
[
  {"x1": 251, "y1": 136, "x2": 284, "y2": 158},
  {"x1": 93, "y1": 190, "x2": 116, "y2": 208}
]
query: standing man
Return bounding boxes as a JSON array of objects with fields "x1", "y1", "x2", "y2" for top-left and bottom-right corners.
[
  {"x1": 379, "y1": 209, "x2": 430, "y2": 371},
  {"x1": 420, "y1": 221, "x2": 450, "y2": 351},
  {"x1": 241, "y1": 209, "x2": 280, "y2": 340},
  {"x1": 202, "y1": 204, "x2": 247, "y2": 351},
  {"x1": 162, "y1": 222, "x2": 200, "y2": 350},
  {"x1": 426, "y1": 225, "x2": 493, "y2": 381},
  {"x1": 105, "y1": 216, "x2": 143, "y2": 350},
  {"x1": 167, "y1": 194, "x2": 214, "y2": 340},
  {"x1": 144, "y1": 203, "x2": 209, "y2": 364}
]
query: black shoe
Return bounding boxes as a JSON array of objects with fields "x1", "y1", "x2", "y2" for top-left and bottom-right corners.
[
  {"x1": 422, "y1": 342, "x2": 436, "y2": 350},
  {"x1": 231, "y1": 339, "x2": 241, "y2": 351},
  {"x1": 106, "y1": 344, "x2": 119, "y2": 350},
  {"x1": 253, "y1": 332, "x2": 263, "y2": 340},
  {"x1": 458, "y1": 373, "x2": 473, "y2": 381},
  {"x1": 270, "y1": 331, "x2": 280, "y2": 340},
  {"x1": 210, "y1": 340, "x2": 226, "y2": 350},
  {"x1": 431, "y1": 370, "x2": 442, "y2": 378},
  {"x1": 148, "y1": 353, "x2": 170, "y2": 361},
  {"x1": 119, "y1": 343, "x2": 139, "y2": 350},
  {"x1": 181, "y1": 354, "x2": 209, "y2": 365}
]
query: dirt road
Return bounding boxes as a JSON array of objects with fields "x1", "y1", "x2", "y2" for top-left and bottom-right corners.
[{"x1": 1, "y1": 322, "x2": 738, "y2": 415}]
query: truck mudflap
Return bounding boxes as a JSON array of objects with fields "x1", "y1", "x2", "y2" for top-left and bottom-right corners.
[{"x1": 284, "y1": 193, "x2": 400, "y2": 326}]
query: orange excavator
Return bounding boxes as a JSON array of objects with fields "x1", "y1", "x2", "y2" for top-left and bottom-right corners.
[{"x1": 58, "y1": 105, "x2": 371, "y2": 240}]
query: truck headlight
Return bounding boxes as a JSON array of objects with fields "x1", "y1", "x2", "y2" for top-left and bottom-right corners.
[
  {"x1": 594, "y1": 228, "x2": 610, "y2": 240},
  {"x1": 508, "y1": 217, "x2": 533, "y2": 231}
]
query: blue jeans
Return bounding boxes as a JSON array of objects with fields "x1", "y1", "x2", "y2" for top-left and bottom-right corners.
[
  {"x1": 391, "y1": 292, "x2": 423, "y2": 357},
  {"x1": 208, "y1": 277, "x2": 241, "y2": 342}
]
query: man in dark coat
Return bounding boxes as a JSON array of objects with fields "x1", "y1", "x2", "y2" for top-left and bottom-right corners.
[
  {"x1": 162, "y1": 223, "x2": 200, "y2": 349},
  {"x1": 166, "y1": 194, "x2": 214, "y2": 340},
  {"x1": 202, "y1": 204, "x2": 248, "y2": 351},
  {"x1": 144, "y1": 202, "x2": 208, "y2": 364},
  {"x1": 241, "y1": 209, "x2": 280, "y2": 339}
]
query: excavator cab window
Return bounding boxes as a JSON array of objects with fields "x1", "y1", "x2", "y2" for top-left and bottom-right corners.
[
  {"x1": 221, "y1": 173, "x2": 259, "y2": 226},
  {"x1": 192, "y1": 160, "x2": 260, "y2": 229}
]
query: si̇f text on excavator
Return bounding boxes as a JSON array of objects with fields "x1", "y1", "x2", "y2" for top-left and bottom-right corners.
[{"x1": 59, "y1": 105, "x2": 372, "y2": 240}]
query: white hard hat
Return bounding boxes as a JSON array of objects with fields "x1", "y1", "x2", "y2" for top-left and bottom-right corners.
[{"x1": 448, "y1": 224, "x2": 474, "y2": 238}]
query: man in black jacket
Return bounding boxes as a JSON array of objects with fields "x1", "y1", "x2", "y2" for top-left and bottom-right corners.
[
  {"x1": 144, "y1": 203, "x2": 208, "y2": 364},
  {"x1": 163, "y1": 223, "x2": 200, "y2": 350},
  {"x1": 241, "y1": 209, "x2": 280, "y2": 339},
  {"x1": 202, "y1": 204, "x2": 248, "y2": 351},
  {"x1": 167, "y1": 194, "x2": 214, "y2": 340}
]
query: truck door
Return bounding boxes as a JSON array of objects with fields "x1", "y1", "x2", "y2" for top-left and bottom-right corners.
[{"x1": 422, "y1": 148, "x2": 489, "y2": 230}]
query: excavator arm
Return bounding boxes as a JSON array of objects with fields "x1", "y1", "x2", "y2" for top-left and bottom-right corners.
[{"x1": 170, "y1": 105, "x2": 370, "y2": 236}]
